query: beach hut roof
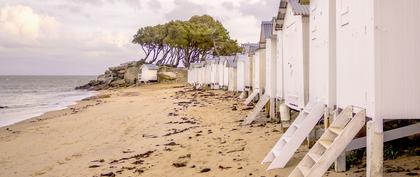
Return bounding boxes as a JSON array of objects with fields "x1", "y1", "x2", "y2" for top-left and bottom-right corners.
[
  {"x1": 226, "y1": 57, "x2": 238, "y2": 68},
  {"x1": 289, "y1": 0, "x2": 310, "y2": 16},
  {"x1": 260, "y1": 21, "x2": 273, "y2": 41},
  {"x1": 275, "y1": 0, "x2": 309, "y2": 30},
  {"x1": 242, "y1": 43, "x2": 259, "y2": 52},
  {"x1": 141, "y1": 64, "x2": 159, "y2": 70}
]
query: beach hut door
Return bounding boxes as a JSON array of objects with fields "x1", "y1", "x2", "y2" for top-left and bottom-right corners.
[{"x1": 285, "y1": 56, "x2": 299, "y2": 105}]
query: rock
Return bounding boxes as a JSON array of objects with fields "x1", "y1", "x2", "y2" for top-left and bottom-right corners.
[
  {"x1": 200, "y1": 168, "x2": 211, "y2": 173},
  {"x1": 172, "y1": 162, "x2": 187, "y2": 168},
  {"x1": 100, "y1": 172, "x2": 115, "y2": 177},
  {"x1": 109, "y1": 80, "x2": 126, "y2": 87},
  {"x1": 158, "y1": 72, "x2": 177, "y2": 81},
  {"x1": 124, "y1": 66, "x2": 139, "y2": 85}
]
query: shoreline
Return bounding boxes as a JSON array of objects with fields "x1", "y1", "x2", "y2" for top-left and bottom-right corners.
[
  {"x1": 0, "y1": 84, "x2": 418, "y2": 177},
  {"x1": 0, "y1": 90, "x2": 96, "y2": 128}
]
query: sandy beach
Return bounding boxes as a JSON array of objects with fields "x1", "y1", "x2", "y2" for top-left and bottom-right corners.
[{"x1": 0, "y1": 84, "x2": 418, "y2": 177}]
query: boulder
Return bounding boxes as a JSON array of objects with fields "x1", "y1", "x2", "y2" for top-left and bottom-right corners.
[
  {"x1": 124, "y1": 66, "x2": 139, "y2": 85},
  {"x1": 109, "y1": 79, "x2": 127, "y2": 87},
  {"x1": 158, "y1": 72, "x2": 177, "y2": 81}
]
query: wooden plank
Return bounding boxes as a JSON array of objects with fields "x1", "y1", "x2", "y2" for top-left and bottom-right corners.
[
  {"x1": 244, "y1": 90, "x2": 259, "y2": 105},
  {"x1": 346, "y1": 123, "x2": 420, "y2": 151},
  {"x1": 243, "y1": 94, "x2": 270, "y2": 125}
]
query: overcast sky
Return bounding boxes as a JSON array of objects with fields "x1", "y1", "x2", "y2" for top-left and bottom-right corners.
[{"x1": 0, "y1": 0, "x2": 278, "y2": 75}]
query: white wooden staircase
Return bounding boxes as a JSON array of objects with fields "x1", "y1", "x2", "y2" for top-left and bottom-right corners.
[
  {"x1": 262, "y1": 103, "x2": 326, "y2": 170},
  {"x1": 244, "y1": 89, "x2": 259, "y2": 105},
  {"x1": 242, "y1": 94, "x2": 270, "y2": 125},
  {"x1": 288, "y1": 106, "x2": 366, "y2": 177}
]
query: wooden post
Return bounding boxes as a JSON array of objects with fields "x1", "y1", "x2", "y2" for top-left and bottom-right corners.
[
  {"x1": 269, "y1": 98, "x2": 276, "y2": 122},
  {"x1": 367, "y1": 120, "x2": 383, "y2": 177}
]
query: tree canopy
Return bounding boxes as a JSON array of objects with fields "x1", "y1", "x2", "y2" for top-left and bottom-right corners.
[{"x1": 133, "y1": 15, "x2": 242, "y2": 67}]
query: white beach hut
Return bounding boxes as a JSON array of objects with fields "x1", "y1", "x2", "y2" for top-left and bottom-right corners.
[
  {"x1": 227, "y1": 57, "x2": 238, "y2": 91},
  {"x1": 282, "y1": 0, "x2": 310, "y2": 111},
  {"x1": 138, "y1": 64, "x2": 159, "y2": 83},
  {"x1": 222, "y1": 57, "x2": 230, "y2": 89},
  {"x1": 217, "y1": 57, "x2": 226, "y2": 89},
  {"x1": 240, "y1": 43, "x2": 259, "y2": 95},
  {"x1": 331, "y1": 1, "x2": 420, "y2": 176},
  {"x1": 236, "y1": 54, "x2": 246, "y2": 92},
  {"x1": 209, "y1": 59, "x2": 219, "y2": 89},
  {"x1": 188, "y1": 63, "x2": 202, "y2": 85},
  {"x1": 262, "y1": 0, "x2": 318, "y2": 171},
  {"x1": 242, "y1": 21, "x2": 276, "y2": 124}
]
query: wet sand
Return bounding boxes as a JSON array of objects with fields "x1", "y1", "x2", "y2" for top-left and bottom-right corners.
[{"x1": 0, "y1": 84, "x2": 418, "y2": 177}]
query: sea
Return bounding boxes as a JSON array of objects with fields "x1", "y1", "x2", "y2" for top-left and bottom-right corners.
[{"x1": 0, "y1": 76, "x2": 96, "y2": 127}]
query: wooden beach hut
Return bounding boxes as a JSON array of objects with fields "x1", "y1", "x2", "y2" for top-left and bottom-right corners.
[
  {"x1": 241, "y1": 43, "x2": 259, "y2": 95},
  {"x1": 138, "y1": 64, "x2": 159, "y2": 83},
  {"x1": 282, "y1": 0, "x2": 310, "y2": 111},
  {"x1": 209, "y1": 59, "x2": 219, "y2": 89},
  {"x1": 273, "y1": 1, "x2": 287, "y2": 123},
  {"x1": 236, "y1": 54, "x2": 246, "y2": 93},
  {"x1": 227, "y1": 57, "x2": 238, "y2": 91},
  {"x1": 242, "y1": 22, "x2": 272, "y2": 122},
  {"x1": 222, "y1": 56, "x2": 230, "y2": 89},
  {"x1": 188, "y1": 63, "x2": 203, "y2": 85},
  {"x1": 217, "y1": 57, "x2": 226, "y2": 89},
  {"x1": 264, "y1": 0, "x2": 420, "y2": 176},
  {"x1": 243, "y1": 49, "x2": 261, "y2": 105},
  {"x1": 262, "y1": 0, "x2": 317, "y2": 171}
]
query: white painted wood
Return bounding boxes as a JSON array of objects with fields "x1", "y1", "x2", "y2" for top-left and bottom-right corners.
[
  {"x1": 288, "y1": 107, "x2": 366, "y2": 177},
  {"x1": 228, "y1": 67, "x2": 237, "y2": 91},
  {"x1": 237, "y1": 54, "x2": 246, "y2": 92},
  {"x1": 217, "y1": 58, "x2": 225, "y2": 88},
  {"x1": 336, "y1": 0, "x2": 420, "y2": 120},
  {"x1": 223, "y1": 59, "x2": 229, "y2": 87},
  {"x1": 346, "y1": 123, "x2": 420, "y2": 151},
  {"x1": 262, "y1": 103, "x2": 325, "y2": 170},
  {"x1": 309, "y1": 0, "x2": 337, "y2": 108},
  {"x1": 283, "y1": 4, "x2": 310, "y2": 109},
  {"x1": 138, "y1": 65, "x2": 158, "y2": 82},
  {"x1": 259, "y1": 49, "x2": 266, "y2": 95},
  {"x1": 252, "y1": 51, "x2": 260, "y2": 92},
  {"x1": 243, "y1": 94, "x2": 271, "y2": 125},
  {"x1": 275, "y1": 30, "x2": 284, "y2": 99},
  {"x1": 244, "y1": 90, "x2": 259, "y2": 105}
]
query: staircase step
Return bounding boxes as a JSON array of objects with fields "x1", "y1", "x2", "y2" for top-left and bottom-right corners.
[
  {"x1": 308, "y1": 151, "x2": 322, "y2": 163},
  {"x1": 298, "y1": 165, "x2": 311, "y2": 176},
  {"x1": 329, "y1": 127, "x2": 343, "y2": 135},
  {"x1": 319, "y1": 139, "x2": 333, "y2": 149}
]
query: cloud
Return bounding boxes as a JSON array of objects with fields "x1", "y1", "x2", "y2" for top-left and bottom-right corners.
[
  {"x1": 164, "y1": 0, "x2": 207, "y2": 21},
  {"x1": 0, "y1": 0, "x2": 280, "y2": 75},
  {"x1": 0, "y1": 5, "x2": 59, "y2": 48}
]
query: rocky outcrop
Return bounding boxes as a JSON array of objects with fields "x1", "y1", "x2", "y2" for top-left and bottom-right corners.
[
  {"x1": 76, "y1": 61, "x2": 188, "y2": 91},
  {"x1": 157, "y1": 66, "x2": 188, "y2": 84},
  {"x1": 158, "y1": 72, "x2": 177, "y2": 81},
  {"x1": 76, "y1": 61, "x2": 144, "y2": 91}
]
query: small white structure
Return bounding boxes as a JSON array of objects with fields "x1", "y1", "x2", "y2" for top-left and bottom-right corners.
[
  {"x1": 222, "y1": 56, "x2": 230, "y2": 88},
  {"x1": 236, "y1": 54, "x2": 247, "y2": 92},
  {"x1": 334, "y1": 1, "x2": 420, "y2": 176},
  {"x1": 282, "y1": 0, "x2": 310, "y2": 110},
  {"x1": 188, "y1": 63, "x2": 203, "y2": 85},
  {"x1": 138, "y1": 64, "x2": 159, "y2": 83},
  {"x1": 227, "y1": 57, "x2": 238, "y2": 91},
  {"x1": 264, "y1": 0, "x2": 420, "y2": 177},
  {"x1": 242, "y1": 21, "x2": 273, "y2": 124}
]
